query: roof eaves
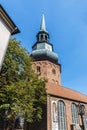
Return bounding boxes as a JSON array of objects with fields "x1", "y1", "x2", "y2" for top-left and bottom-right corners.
[{"x1": 0, "y1": 4, "x2": 20, "y2": 35}]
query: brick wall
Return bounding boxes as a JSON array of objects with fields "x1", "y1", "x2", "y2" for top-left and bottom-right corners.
[{"x1": 32, "y1": 60, "x2": 61, "y2": 85}]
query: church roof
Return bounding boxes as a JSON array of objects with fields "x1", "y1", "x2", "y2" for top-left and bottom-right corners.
[
  {"x1": 31, "y1": 49, "x2": 58, "y2": 63},
  {"x1": 46, "y1": 83, "x2": 87, "y2": 103}
]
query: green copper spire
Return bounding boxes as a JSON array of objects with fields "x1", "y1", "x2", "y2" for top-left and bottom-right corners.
[{"x1": 40, "y1": 14, "x2": 47, "y2": 31}]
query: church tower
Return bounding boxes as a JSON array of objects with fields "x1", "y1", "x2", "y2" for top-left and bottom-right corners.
[
  {"x1": 31, "y1": 14, "x2": 61, "y2": 86},
  {"x1": 30, "y1": 15, "x2": 87, "y2": 130}
]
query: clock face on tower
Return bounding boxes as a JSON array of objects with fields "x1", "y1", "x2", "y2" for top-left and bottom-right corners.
[{"x1": 45, "y1": 44, "x2": 52, "y2": 51}]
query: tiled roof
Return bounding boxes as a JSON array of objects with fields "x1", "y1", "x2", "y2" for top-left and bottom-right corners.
[{"x1": 46, "y1": 83, "x2": 87, "y2": 103}]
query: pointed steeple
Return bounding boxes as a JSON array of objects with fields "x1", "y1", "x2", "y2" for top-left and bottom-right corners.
[
  {"x1": 31, "y1": 14, "x2": 58, "y2": 64},
  {"x1": 40, "y1": 14, "x2": 47, "y2": 32}
]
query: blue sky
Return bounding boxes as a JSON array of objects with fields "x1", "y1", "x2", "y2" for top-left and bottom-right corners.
[{"x1": 1, "y1": 0, "x2": 87, "y2": 95}]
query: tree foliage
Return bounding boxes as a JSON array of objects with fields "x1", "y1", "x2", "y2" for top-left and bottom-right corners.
[{"x1": 0, "y1": 38, "x2": 46, "y2": 129}]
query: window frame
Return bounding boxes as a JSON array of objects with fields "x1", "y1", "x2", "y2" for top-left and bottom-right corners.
[{"x1": 58, "y1": 100, "x2": 67, "y2": 130}]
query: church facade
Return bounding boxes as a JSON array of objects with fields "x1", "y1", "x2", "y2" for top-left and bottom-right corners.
[{"x1": 30, "y1": 15, "x2": 87, "y2": 130}]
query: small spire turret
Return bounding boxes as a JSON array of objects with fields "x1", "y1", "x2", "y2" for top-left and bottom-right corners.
[{"x1": 40, "y1": 14, "x2": 47, "y2": 32}]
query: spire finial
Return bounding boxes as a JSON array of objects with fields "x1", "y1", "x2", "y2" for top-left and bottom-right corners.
[{"x1": 40, "y1": 14, "x2": 47, "y2": 31}]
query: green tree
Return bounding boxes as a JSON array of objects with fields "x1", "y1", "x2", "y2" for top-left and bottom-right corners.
[{"x1": 0, "y1": 38, "x2": 46, "y2": 129}]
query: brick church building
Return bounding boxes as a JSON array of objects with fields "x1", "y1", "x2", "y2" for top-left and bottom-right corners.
[
  {"x1": 30, "y1": 15, "x2": 87, "y2": 130},
  {"x1": 1, "y1": 4, "x2": 87, "y2": 129}
]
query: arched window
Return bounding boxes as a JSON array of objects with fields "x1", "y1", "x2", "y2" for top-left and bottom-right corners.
[
  {"x1": 58, "y1": 101, "x2": 67, "y2": 130},
  {"x1": 41, "y1": 34, "x2": 43, "y2": 41},
  {"x1": 71, "y1": 103, "x2": 79, "y2": 124},
  {"x1": 36, "y1": 66, "x2": 41, "y2": 73},
  {"x1": 45, "y1": 35, "x2": 47, "y2": 41},
  {"x1": 81, "y1": 105, "x2": 87, "y2": 129},
  {"x1": 52, "y1": 69, "x2": 56, "y2": 75}
]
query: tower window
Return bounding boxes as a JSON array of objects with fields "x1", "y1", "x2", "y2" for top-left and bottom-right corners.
[
  {"x1": 45, "y1": 35, "x2": 47, "y2": 41},
  {"x1": 41, "y1": 34, "x2": 43, "y2": 41},
  {"x1": 52, "y1": 69, "x2": 56, "y2": 75},
  {"x1": 36, "y1": 66, "x2": 41, "y2": 73}
]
